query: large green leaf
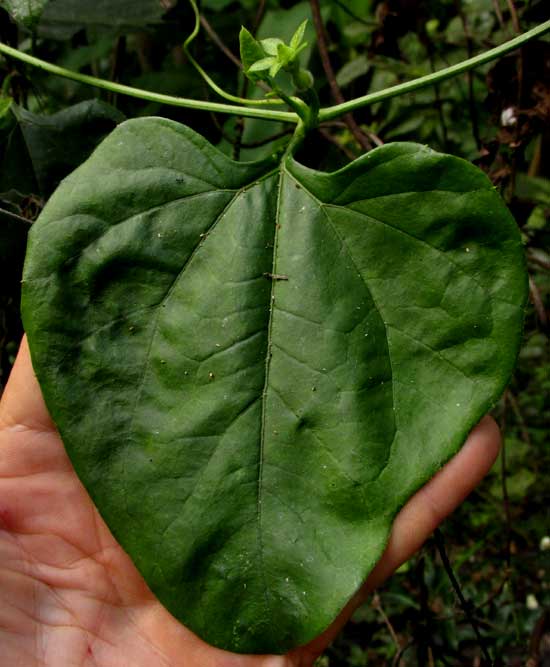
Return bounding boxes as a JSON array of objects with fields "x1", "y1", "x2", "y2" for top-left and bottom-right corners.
[{"x1": 21, "y1": 118, "x2": 527, "y2": 654}]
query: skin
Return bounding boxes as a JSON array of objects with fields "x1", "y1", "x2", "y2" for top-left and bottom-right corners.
[{"x1": 0, "y1": 338, "x2": 501, "y2": 667}]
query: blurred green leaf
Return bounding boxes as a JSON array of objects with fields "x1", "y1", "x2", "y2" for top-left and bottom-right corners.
[
  {"x1": 1, "y1": 0, "x2": 48, "y2": 29},
  {"x1": 1, "y1": 100, "x2": 124, "y2": 197},
  {"x1": 516, "y1": 173, "x2": 550, "y2": 206},
  {"x1": 336, "y1": 55, "x2": 369, "y2": 88},
  {"x1": 526, "y1": 205, "x2": 548, "y2": 230},
  {"x1": 0, "y1": 96, "x2": 13, "y2": 124},
  {"x1": 37, "y1": 0, "x2": 171, "y2": 39}
]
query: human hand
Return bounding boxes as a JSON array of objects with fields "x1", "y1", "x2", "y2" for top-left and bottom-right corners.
[{"x1": 0, "y1": 338, "x2": 500, "y2": 667}]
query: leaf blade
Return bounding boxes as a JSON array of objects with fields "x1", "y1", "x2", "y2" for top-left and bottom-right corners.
[{"x1": 22, "y1": 119, "x2": 527, "y2": 655}]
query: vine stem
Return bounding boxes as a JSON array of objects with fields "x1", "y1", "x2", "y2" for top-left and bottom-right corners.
[
  {"x1": 317, "y1": 18, "x2": 550, "y2": 122},
  {"x1": 0, "y1": 19, "x2": 549, "y2": 125},
  {"x1": 0, "y1": 41, "x2": 298, "y2": 123}
]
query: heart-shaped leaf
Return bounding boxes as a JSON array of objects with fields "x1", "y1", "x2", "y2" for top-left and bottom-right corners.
[{"x1": 21, "y1": 118, "x2": 526, "y2": 654}]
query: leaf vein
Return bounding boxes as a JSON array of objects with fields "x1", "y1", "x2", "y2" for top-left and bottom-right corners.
[
  {"x1": 121, "y1": 184, "x2": 260, "y2": 519},
  {"x1": 386, "y1": 323, "x2": 477, "y2": 382},
  {"x1": 325, "y1": 204, "x2": 516, "y2": 307},
  {"x1": 268, "y1": 384, "x2": 362, "y2": 487}
]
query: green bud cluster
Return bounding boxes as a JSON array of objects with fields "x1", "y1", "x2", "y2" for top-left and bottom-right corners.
[{"x1": 239, "y1": 20, "x2": 314, "y2": 92}]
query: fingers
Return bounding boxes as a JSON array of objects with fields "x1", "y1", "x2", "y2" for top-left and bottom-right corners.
[
  {"x1": 0, "y1": 336, "x2": 55, "y2": 432},
  {"x1": 294, "y1": 416, "x2": 501, "y2": 663}
]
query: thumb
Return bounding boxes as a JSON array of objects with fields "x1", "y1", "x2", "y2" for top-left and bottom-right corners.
[{"x1": 0, "y1": 336, "x2": 54, "y2": 432}]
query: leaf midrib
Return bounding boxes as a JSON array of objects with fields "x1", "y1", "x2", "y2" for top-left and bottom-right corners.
[{"x1": 255, "y1": 165, "x2": 283, "y2": 639}]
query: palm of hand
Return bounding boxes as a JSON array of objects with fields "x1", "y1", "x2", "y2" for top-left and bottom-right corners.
[
  {"x1": 0, "y1": 414, "x2": 167, "y2": 666},
  {"x1": 1, "y1": 341, "x2": 291, "y2": 667},
  {"x1": 0, "y1": 340, "x2": 500, "y2": 667}
]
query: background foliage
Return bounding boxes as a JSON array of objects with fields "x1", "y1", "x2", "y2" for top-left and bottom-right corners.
[{"x1": 0, "y1": 0, "x2": 549, "y2": 665}]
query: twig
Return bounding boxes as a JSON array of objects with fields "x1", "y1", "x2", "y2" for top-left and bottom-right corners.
[
  {"x1": 309, "y1": 0, "x2": 375, "y2": 152},
  {"x1": 471, "y1": 568, "x2": 510, "y2": 616},
  {"x1": 455, "y1": 1, "x2": 481, "y2": 149},
  {"x1": 439, "y1": 573, "x2": 509, "y2": 618},
  {"x1": 506, "y1": 387, "x2": 533, "y2": 449},
  {"x1": 372, "y1": 593, "x2": 401, "y2": 650},
  {"x1": 528, "y1": 610, "x2": 549, "y2": 665},
  {"x1": 197, "y1": 12, "x2": 271, "y2": 96},
  {"x1": 424, "y1": 37, "x2": 449, "y2": 149},
  {"x1": 317, "y1": 127, "x2": 356, "y2": 161},
  {"x1": 252, "y1": 0, "x2": 267, "y2": 32},
  {"x1": 506, "y1": 0, "x2": 523, "y2": 199},
  {"x1": 199, "y1": 15, "x2": 241, "y2": 69},
  {"x1": 528, "y1": 251, "x2": 550, "y2": 272},
  {"x1": 492, "y1": 0, "x2": 505, "y2": 29},
  {"x1": 233, "y1": 80, "x2": 249, "y2": 160},
  {"x1": 393, "y1": 641, "x2": 414, "y2": 667},
  {"x1": 233, "y1": 0, "x2": 266, "y2": 161},
  {"x1": 506, "y1": 0, "x2": 521, "y2": 33},
  {"x1": 184, "y1": 0, "x2": 279, "y2": 110},
  {"x1": 321, "y1": 121, "x2": 383, "y2": 145},
  {"x1": 108, "y1": 35, "x2": 126, "y2": 108},
  {"x1": 319, "y1": 120, "x2": 348, "y2": 129},
  {"x1": 499, "y1": 392, "x2": 513, "y2": 571},
  {"x1": 529, "y1": 275, "x2": 548, "y2": 330},
  {"x1": 417, "y1": 555, "x2": 431, "y2": 667},
  {"x1": 434, "y1": 529, "x2": 494, "y2": 667},
  {"x1": 2, "y1": 21, "x2": 549, "y2": 121},
  {"x1": 332, "y1": 0, "x2": 377, "y2": 27}
]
